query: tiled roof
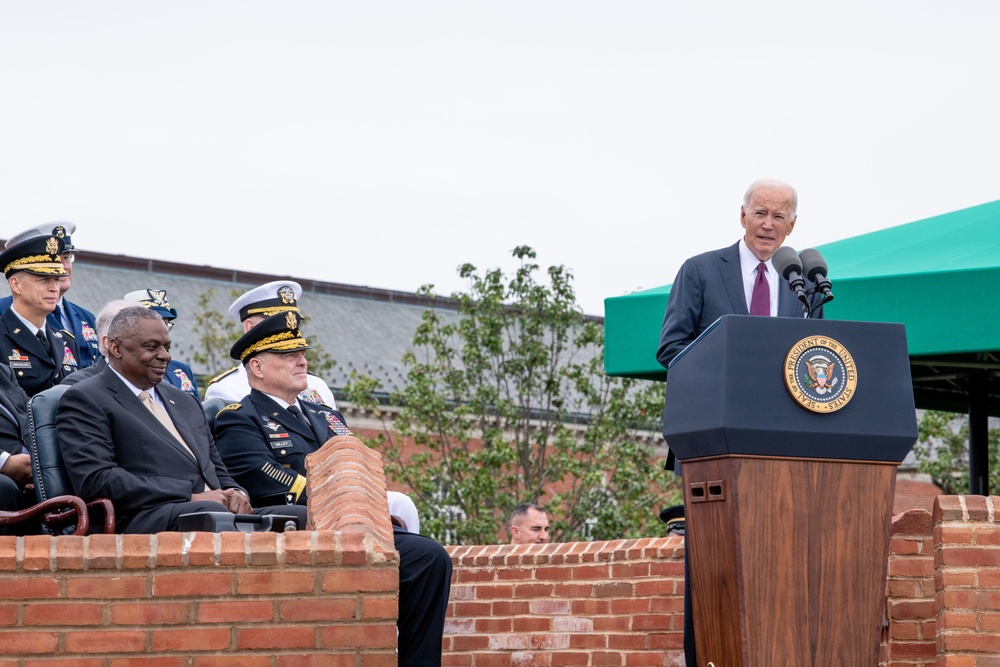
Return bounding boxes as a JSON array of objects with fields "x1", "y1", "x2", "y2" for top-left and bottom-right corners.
[{"x1": 2, "y1": 247, "x2": 602, "y2": 398}]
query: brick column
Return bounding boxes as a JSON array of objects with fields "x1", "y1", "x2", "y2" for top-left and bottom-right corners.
[
  {"x1": 934, "y1": 495, "x2": 1000, "y2": 667},
  {"x1": 882, "y1": 509, "x2": 937, "y2": 666}
]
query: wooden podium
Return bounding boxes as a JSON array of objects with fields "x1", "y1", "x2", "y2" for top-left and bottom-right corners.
[{"x1": 663, "y1": 316, "x2": 917, "y2": 666}]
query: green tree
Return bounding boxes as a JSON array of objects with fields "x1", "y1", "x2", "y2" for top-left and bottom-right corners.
[
  {"x1": 346, "y1": 246, "x2": 680, "y2": 545},
  {"x1": 191, "y1": 288, "x2": 241, "y2": 378},
  {"x1": 912, "y1": 410, "x2": 1000, "y2": 494}
]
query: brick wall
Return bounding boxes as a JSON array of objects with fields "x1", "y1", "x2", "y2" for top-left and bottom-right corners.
[
  {"x1": 878, "y1": 497, "x2": 1000, "y2": 667},
  {"x1": 0, "y1": 434, "x2": 400, "y2": 665},
  {"x1": 883, "y1": 509, "x2": 937, "y2": 666},
  {"x1": 933, "y1": 496, "x2": 1000, "y2": 667},
  {"x1": 443, "y1": 537, "x2": 686, "y2": 667},
  {"x1": 2, "y1": 431, "x2": 997, "y2": 667}
]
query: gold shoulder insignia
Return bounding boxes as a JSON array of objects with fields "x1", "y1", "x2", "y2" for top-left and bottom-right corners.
[
  {"x1": 220, "y1": 403, "x2": 242, "y2": 412},
  {"x1": 207, "y1": 366, "x2": 239, "y2": 386},
  {"x1": 60, "y1": 329, "x2": 76, "y2": 339}
]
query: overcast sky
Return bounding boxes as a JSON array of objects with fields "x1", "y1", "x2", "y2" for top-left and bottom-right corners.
[{"x1": 2, "y1": 2, "x2": 998, "y2": 315}]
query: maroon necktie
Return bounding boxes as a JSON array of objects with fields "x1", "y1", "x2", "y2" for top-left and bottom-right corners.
[{"x1": 749, "y1": 262, "x2": 770, "y2": 316}]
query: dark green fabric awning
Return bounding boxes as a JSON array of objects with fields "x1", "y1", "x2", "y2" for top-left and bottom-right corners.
[
  {"x1": 604, "y1": 198, "x2": 1000, "y2": 493},
  {"x1": 605, "y1": 198, "x2": 1000, "y2": 393}
]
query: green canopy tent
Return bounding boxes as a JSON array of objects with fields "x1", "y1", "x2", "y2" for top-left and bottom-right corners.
[{"x1": 604, "y1": 198, "x2": 1000, "y2": 494}]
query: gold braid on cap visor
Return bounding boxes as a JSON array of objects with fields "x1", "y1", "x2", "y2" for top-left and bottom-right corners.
[
  {"x1": 245, "y1": 305, "x2": 300, "y2": 317},
  {"x1": 4, "y1": 255, "x2": 68, "y2": 276},
  {"x1": 239, "y1": 331, "x2": 310, "y2": 361}
]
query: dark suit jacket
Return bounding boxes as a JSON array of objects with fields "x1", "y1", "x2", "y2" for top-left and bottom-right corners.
[
  {"x1": 214, "y1": 389, "x2": 350, "y2": 507},
  {"x1": 657, "y1": 242, "x2": 824, "y2": 367},
  {"x1": 57, "y1": 364, "x2": 243, "y2": 533},
  {"x1": 0, "y1": 363, "x2": 29, "y2": 456}
]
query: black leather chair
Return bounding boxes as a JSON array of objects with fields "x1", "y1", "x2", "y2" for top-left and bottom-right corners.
[{"x1": 28, "y1": 384, "x2": 115, "y2": 535}]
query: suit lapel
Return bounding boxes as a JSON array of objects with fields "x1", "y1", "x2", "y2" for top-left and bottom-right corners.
[
  {"x1": 158, "y1": 388, "x2": 201, "y2": 457},
  {"x1": 719, "y1": 243, "x2": 750, "y2": 316},
  {"x1": 103, "y1": 368, "x2": 196, "y2": 463},
  {"x1": 777, "y1": 281, "x2": 802, "y2": 318}
]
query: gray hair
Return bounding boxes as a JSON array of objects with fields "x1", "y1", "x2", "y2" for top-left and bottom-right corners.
[
  {"x1": 743, "y1": 179, "x2": 798, "y2": 215},
  {"x1": 107, "y1": 305, "x2": 163, "y2": 344},
  {"x1": 95, "y1": 300, "x2": 135, "y2": 355}
]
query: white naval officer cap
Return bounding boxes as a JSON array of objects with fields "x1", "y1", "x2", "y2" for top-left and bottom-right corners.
[
  {"x1": 6, "y1": 221, "x2": 78, "y2": 252},
  {"x1": 228, "y1": 280, "x2": 303, "y2": 323},
  {"x1": 123, "y1": 288, "x2": 179, "y2": 320}
]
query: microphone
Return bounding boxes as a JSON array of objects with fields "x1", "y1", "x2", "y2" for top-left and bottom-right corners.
[
  {"x1": 798, "y1": 248, "x2": 834, "y2": 304},
  {"x1": 770, "y1": 246, "x2": 808, "y2": 306}
]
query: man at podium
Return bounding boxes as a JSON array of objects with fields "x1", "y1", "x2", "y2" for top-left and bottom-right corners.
[
  {"x1": 656, "y1": 179, "x2": 822, "y2": 666},
  {"x1": 657, "y1": 179, "x2": 822, "y2": 368}
]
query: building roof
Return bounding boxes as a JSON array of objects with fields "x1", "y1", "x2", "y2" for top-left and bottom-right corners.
[{"x1": 2, "y1": 246, "x2": 603, "y2": 398}]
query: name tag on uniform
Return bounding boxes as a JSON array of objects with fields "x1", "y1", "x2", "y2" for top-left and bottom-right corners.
[{"x1": 269, "y1": 438, "x2": 292, "y2": 450}]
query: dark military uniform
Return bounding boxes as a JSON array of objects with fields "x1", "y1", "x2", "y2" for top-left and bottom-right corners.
[
  {"x1": 215, "y1": 311, "x2": 452, "y2": 667},
  {"x1": 164, "y1": 360, "x2": 200, "y2": 401},
  {"x1": 0, "y1": 308, "x2": 77, "y2": 396},
  {"x1": 50, "y1": 299, "x2": 100, "y2": 368},
  {"x1": 214, "y1": 389, "x2": 350, "y2": 506},
  {"x1": 0, "y1": 363, "x2": 31, "y2": 521},
  {"x1": 0, "y1": 296, "x2": 97, "y2": 370}
]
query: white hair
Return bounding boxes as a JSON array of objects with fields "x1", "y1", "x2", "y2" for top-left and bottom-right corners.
[
  {"x1": 95, "y1": 299, "x2": 136, "y2": 355},
  {"x1": 743, "y1": 179, "x2": 798, "y2": 215}
]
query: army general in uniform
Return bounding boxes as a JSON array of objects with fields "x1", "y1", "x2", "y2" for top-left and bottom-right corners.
[{"x1": 0, "y1": 234, "x2": 79, "y2": 395}]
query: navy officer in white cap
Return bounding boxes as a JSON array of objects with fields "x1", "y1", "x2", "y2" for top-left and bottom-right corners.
[
  {"x1": 204, "y1": 280, "x2": 335, "y2": 407},
  {"x1": 0, "y1": 222, "x2": 100, "y2": 368},
  {"x1": 123, "y1": 289, "x2": 201, "y2": 400},
  {"x1": 0, "y1": 234, "x2": 79, "y2": 395}
]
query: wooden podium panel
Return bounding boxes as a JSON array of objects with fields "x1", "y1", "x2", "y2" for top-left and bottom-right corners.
[{"x1": 683, "y1": 456, "x2": 896, "y2": 667}]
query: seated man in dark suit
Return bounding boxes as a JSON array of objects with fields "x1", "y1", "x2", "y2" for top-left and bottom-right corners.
[
  {"x1": 123, "y1": 289, "x2": 200, "y2": 400},
  {"x1": 0, "y1": 363, "x2": 33, "y2": 531},
  {"x1": 214, "y1": 312, "x2": 452, "y2": 667},
  {"x1": 57, "y1": 306, "x2": 305, "y2": 534}
]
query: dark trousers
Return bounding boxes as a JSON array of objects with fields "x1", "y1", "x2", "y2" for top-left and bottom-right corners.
[
  {"x1": 395, "y1": 525, "x2": 453, "y2": 667},
  {"x1": 0, "y1": 475, "x2": 26, "y2": 535}
]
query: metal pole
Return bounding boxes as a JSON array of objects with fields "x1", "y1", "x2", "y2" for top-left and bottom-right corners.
[{"x1": 968, "y1": 373, "x2": 989, "y2": 496}]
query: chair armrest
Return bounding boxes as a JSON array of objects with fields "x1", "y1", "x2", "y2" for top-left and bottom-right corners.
[{"x1": 0, "y1": 494, "x2": 88, "y2": 535}]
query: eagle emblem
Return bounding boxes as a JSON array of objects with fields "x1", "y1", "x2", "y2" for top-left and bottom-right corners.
[
  {"x1": 804, "y1": 355, "x2": 839, "y2": 394},
  {"x1": 784, "y1": 336, "x2": 857, "y2": 414},
  {"x1": 278, "y1": 285, "x2": 296, "y2": 305},
  {"x1": 45, "y1": 237, "x2": 60, "y2": 255},
  {"x1": 53, "y1": 226, "x2": 66, "y2": 238},
  {"x1": 148, "y1": 289, "x2": 169, "y2": 307},
  {"x1": 286, "y1": 311, "x2": 297, "y2": 330}
]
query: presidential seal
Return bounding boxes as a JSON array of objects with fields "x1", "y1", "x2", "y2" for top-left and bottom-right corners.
[{"x1": 784, "y1": 336, "x2": 858, "y2": 413}]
